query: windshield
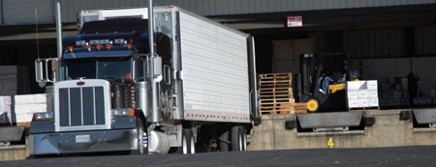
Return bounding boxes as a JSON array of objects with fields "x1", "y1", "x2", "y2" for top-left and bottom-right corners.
[{"x1": 63, "y1": 57, "x2": 132, "y2": 80}]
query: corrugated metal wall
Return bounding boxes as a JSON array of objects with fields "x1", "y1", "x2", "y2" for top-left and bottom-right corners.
[
  {"x1": 168, "y1": 0, "x2": 436, "y2": 16},
  {"x1": 343, "y1": 28, "x2": 407, "y2": 59},
  {"x1": 3, "y1": 0, "x2": 53, "y2": 25},
  {"x1": 415, "y1": 25, "x2": 436, "y2": 56},
  {"x1": 344, "y1": 26, "x2": 436, "y2": 59},
  {"x1": 1, "y1": 0, "x2": 436, "y2": 25}
]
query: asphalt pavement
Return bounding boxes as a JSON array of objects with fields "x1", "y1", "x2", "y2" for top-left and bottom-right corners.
[{"x1": 2, "y1": 146, "x2": 436, "y2": 167}]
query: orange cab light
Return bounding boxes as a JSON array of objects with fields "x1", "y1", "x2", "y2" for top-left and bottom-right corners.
[
  {"x1": 95, "y1": 44, "x2": 101, "y2": 50},
  {"x1": 129, "y1": 107, "x2": 135, "y2": 117},
  {"x1": 67, "y1": 45, "x2": 74, "y2": 52},
  {"x1": 86, "y1": 44, "x2": 91, "y2": 51},
  {"x1": 126, "y1": 43, "x2": 132, "y2": 49},
  {"x1": 105, "y1": 43, "x2": 112, "y2": 50},
  {"x1": 125, "y1": 73, "x2": 131, "y2": 79}
]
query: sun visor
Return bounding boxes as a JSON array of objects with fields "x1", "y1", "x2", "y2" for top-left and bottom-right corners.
[{"x1": 63, "y1": 50, "x2": 133, "y2": 59}]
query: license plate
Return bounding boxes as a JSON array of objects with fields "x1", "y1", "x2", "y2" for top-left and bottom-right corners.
[{"x1": 75, "y1": 134, "x2": 91, "y2": 143}]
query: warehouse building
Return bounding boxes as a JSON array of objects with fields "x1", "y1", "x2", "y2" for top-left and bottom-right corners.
[{"x1": 0, "y1": 0, "x2": 435, "y2": 108}]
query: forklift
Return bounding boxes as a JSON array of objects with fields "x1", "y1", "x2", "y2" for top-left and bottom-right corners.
[{"x1": 295, "y1": 53, "x2": 355, "y2": 112}]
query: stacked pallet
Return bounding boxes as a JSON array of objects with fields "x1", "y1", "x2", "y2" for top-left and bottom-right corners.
[{"x1": 258, "y1": 73, "x2": 307, "y2": 115}]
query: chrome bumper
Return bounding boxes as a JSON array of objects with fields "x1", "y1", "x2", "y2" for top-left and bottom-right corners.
[{"x1": 29, "y1": 129, "x2": 138, "y2": 155}]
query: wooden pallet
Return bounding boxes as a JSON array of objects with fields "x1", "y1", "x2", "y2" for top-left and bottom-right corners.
[
  {"x1": 258, "y1": 73, "x2": 297, "y2": 115},
  {"x1": 260, "y1": 108, "x2": 295, "y2": 115},
  {"x1": 280, "y1": 102, "x2": 307, "y2": 114},
  {"x1": 258, "y1": 73, "x2": 293, "y2": 88},
  {"x1": 259, "y1": 73, "x2": 293, "y2": 79},
  {"x1": 259, "y1": 101, "x2": 308, "y2": 115},
  {"x1": 260, "y1": 98, "x2": 295, "y2": 104}
]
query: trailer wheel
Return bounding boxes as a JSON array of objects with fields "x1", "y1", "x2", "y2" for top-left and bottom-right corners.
[
  {"x1": 186, "y1": 128, "x2": 196, "y2": 154},
  {"x1": 132, "y1": 119, "x2": 147, "y2": 155},
  {"x1": 179, "y1": 128, "x2": 195, "y2": 154},
  {"x1": 231, "y1": 126, "x2": 246, "y2": 151},
  {"x1": 241, "y1": 127, "x2": 247, "y2": 151}
]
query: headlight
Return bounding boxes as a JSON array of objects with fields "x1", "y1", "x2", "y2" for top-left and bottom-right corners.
[
  {"x1": 112, "y1": 108, "x2": 134, "y2": 117},
  {"x1": 32, "y1": 112, "x2": 53, "y2": 121}
]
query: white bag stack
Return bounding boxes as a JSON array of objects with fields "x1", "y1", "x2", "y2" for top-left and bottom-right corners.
[{"x1": 14, "y1": 94, "x2": 47, "y2": 125}]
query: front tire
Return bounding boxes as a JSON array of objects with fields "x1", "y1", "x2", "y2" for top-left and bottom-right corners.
[{"x1": 132, "y1": 119, "x2": 147, "y2": 155}]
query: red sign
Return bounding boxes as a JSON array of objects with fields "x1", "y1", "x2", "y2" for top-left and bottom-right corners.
[{"x1": 287, "y1": 16, "x2": 303, "y2": 28}]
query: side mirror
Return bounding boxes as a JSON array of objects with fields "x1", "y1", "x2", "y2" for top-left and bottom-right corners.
[
  {"x1": 35, "y1": 59, "x2": 45, "y2": 83},
  {"x1": 35, "y1": 58, "x2": 58, "y2": 84},
  {"x1": 147, "y1": 56, "x2": 162, "y2": 82}
]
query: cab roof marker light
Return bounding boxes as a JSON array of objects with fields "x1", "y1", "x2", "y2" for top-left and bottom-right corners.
[
  {"x1": 67, "y1": 45, "x2": 74, "y2": 52},
  {"x1": 86, "y1": 42, "x2": 91, "y2": 51},
  {"x1": 75, "y1": 40, "x2": 86, "y2": 46},
  {"x1": 96, "y1": 43, "x2": 102, "y2": 50},
  {"x1": 100, "y1": 39, "x2": 110, "y2": 44},
  {"x1": 90, "y1": 40, "x2": 99, "y2": 45},
  {"x1": 105, "y1": 43, "x2": 112, "y2": 50},
  {"x1": 114, "y1": 39, "x2": 125, "y2": 44}
]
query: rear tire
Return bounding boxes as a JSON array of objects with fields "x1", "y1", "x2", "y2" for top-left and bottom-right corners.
[
  {"x1": 231, "y1": 126, "x2": 247, "y2": 151},
  {"x1": 186, "y1": 129, "x2": 195, "y2": 154},
  {"x1": 178, "y1": 128, "x2": 195, "y2": 154}
]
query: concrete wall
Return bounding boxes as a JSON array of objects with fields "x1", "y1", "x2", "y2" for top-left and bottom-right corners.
[
  {"x1": 0, "y1": 146, "x2": 26, "y2": 161},
  {"x1": 248, "y1": 110, "x2": 436, "y2": 150}
]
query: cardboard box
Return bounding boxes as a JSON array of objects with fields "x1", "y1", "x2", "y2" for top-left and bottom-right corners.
[
  {"x1": 367, "y1": 80, "x2": 378, "y2": 90},
  {"x1": 367, "y1": 98, "x2": 379, "y2": 107},
  {"x1": 357, "y1": 90, "x2": 368, "y2": 99},
  {"x1": 347, "y1": 81, "x2": 365, "y2": 90},
  {"x1": 347, "y1": 90, "x2": 358, "y2": 99},
  {"x1": 348, "y1": 99, "x2": 359, "y2": 108},
  {"x1": 367, "y1": 90, "x2": 379, "y2": 98}
]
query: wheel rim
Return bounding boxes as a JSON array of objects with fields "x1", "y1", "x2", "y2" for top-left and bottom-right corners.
[
  {"x1": 307, "y1": 99, "x2": 319, "y2": 112},
  {"x1": 137, "y1": 125, "x2": 144, "y2": 154}
]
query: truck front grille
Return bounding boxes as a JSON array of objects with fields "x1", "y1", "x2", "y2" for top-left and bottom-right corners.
[{"x1": 59, "y1": 86, "x2": 105, "y2": 127}]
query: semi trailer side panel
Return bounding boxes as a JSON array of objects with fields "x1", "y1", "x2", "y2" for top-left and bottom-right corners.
[{"x1": 177, "y1": 9, "x2": 250, "y2": 123}]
